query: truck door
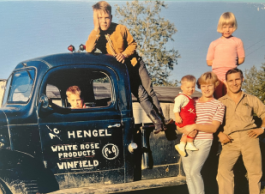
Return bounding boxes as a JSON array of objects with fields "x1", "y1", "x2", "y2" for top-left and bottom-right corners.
[{"x1": 37, "y1": 65, "x2": 125, "y2": 188}]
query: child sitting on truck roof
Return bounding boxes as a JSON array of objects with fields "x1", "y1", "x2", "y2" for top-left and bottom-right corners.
[
  {"x1": 66, "y1": 86, "x2": 86, "y2": 109},
  {"x1": 85, "y1": 1, "x2": 172, "y2": 133},
  {"x1": 174, "y1": 75, "x2": 198, "y2": 157}
]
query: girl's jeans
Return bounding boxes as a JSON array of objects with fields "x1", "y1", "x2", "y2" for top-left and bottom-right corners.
[{"x1": 181, "y1": 139, "x2": 212, "y2": 194}]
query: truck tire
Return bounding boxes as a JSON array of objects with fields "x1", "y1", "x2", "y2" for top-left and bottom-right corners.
[{"x1": 0, "y1": 180, "x2": 12, "y2": 194}]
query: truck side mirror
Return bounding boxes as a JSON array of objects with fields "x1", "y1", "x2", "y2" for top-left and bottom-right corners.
[
  {"x1": 38, "y1": 94, "x2": 71, "y2": 116},
  {"x1": 39, "y1": 94, "x2": 49, "y2": 109},
  {"x1": 38, "y1": 94, "x2": 54, "y2": 116}
]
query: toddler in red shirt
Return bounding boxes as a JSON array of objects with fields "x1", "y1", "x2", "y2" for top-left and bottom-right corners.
[{"x1": 174, "y1": 75, "x2": 198, "y2": 157}]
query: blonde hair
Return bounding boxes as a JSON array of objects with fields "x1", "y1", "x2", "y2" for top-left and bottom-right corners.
[
  {"x1": 181, "y1": 75, "x2": 196, "y2": 85},
  {"x1": 92, "y1": 1, "x2": 112, "y2": 14},
  {"x1": 217, "y1": 12, "x2": 237, "y2": 33},
  {"x1": 197, "y1": 72, "x2": 219, "y2": 89},
  {"x1": 66, "y1": 86, "x2": 82, "y2": 98}
]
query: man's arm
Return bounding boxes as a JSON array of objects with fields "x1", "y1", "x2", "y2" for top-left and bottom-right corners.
[
  {"x1": 247, "y1": 95, "x2": 265, "y2": 138},
  {"x1": 218, "y1": 131, "x2": 233, "y2": 144},
  {"x1": 247, "y1": 117, "x2": 265, "y2": 138}
]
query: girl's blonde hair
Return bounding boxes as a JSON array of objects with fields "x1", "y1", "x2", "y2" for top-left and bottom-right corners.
[
  {"x1": 197, "y1": 72, "x2": 219, "y2": 89},
  {"x1": 217, "y1": 12, "x2": 237, "y2": 33}
]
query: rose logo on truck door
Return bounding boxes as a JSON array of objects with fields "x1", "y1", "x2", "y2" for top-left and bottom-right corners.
[{"x1": 102, "y1": 143, "x2": 119, "y2": 160}]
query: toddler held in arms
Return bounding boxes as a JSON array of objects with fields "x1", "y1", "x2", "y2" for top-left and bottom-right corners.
[{"x1": 174, "y1": 75, "x2": 198, "y2": 157}]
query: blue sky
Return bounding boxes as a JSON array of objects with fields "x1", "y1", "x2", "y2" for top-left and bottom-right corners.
[{"x1": 0, "y1": 1, "x2": 264, "y2": 84}]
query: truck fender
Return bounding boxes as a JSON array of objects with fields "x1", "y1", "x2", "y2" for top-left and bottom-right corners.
[{"x1": 0, "y1": 149, "x2": 59, "y2": 193}]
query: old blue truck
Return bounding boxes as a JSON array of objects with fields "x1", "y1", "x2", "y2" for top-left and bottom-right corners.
[{"x1": 0, "y1": 52, "x2": 189, "y2": 194}]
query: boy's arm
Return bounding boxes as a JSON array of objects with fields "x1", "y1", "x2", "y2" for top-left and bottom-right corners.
[
  {"x1": 174, "y1": 112, "x2": 182, "y2": 124},
  {"x1": 120, "y1": 25, "x2": 137, "y2": 58},
  {"x1": 86, "y1": 10, "x2": 101, "y2": 53},
  {"x1": 85, "y1": 30, "x2": 100, "y2": 53}
]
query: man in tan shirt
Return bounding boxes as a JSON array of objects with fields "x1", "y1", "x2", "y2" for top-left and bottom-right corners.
[
  {"x1": 85, "y1": 1, "x2": 172, "y2": 133},
  {"x1": 217, "y1": 68, "x2": 265, "y2": 194}
]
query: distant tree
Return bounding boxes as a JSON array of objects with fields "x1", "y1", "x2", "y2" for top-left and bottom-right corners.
[
  {"x1": 115, "y1": 0, "x2": 180, "y2": 86},
  {"x1": 242, "y1": 63, "x2": 265, "y2": 102}
]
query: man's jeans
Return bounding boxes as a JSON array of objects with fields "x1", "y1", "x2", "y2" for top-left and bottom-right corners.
[
  {"x1": 182, "y1": 139, "x2": 213, "y2": 194},
  {"x1": 127, "y1": 59, "x2": 161, "y2": 116}
]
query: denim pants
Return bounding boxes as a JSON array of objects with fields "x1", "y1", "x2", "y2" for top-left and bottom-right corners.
[
  {"x1": 182, "y1": 139, "x2": 213, "y2": 194},
  {"x1": 127, "y1": 59, "x2": 161, "y2": 115}
]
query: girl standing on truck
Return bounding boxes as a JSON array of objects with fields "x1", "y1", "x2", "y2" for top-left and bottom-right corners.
[
  {"x1": 177, "y1": 72, "x2": 225, "y2": 194},
  {"x1": 206, "y1": 12, "x2": 245, "y2": 99}
]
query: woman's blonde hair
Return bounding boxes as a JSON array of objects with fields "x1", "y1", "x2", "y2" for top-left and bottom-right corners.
[
  {"x1": 217, "y1": 12, "x2": 237, "y2": 33},
  {"x1": 197, "y1": 72, "x2": 219, "y2": 89}
]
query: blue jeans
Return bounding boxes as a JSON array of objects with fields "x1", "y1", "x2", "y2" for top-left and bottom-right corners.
[
  {"x1": 127, "y1": 59, "x2": 161, "y2": 115},
  {"x1": 181, "y1": 139, "x2": 213, "y2": 194}
]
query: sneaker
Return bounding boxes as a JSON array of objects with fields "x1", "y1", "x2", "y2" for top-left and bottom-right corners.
[
  {"x1": 186, "y1": 143, "x2": 199, "y2": 151},
  {"x1": 175, "y1": 144, "x2": 186, "y2": 157}
]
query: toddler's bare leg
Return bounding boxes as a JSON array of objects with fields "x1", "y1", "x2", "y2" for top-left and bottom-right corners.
[{"x1": 186, "y1": 131, "x2": 199, "y2": 151}]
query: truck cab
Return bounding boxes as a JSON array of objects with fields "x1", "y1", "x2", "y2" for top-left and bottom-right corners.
[{"x1": 0, "y1": 53, "x2": 185, "y2": 194}]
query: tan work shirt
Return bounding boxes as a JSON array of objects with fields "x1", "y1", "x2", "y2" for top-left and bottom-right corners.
[
  {"x1": 85, "y1": 22, "x2": 138, "y2": 66},
  {"x1": 219, "y1": 92, "x2": 265, "y2": 135}
]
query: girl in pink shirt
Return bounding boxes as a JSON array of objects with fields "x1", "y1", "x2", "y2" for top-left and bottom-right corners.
[{"x1": 206, "y1": 12, "x2": 245, "y2": 99}]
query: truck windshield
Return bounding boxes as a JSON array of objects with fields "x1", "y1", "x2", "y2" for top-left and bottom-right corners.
[{"x1": 7, "y1": 69, "x2": 35, "y2": 103}]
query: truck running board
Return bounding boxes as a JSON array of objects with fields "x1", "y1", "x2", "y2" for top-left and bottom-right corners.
[{"x1": 48, "y1": 175, "x2": 186, "y2": 194}]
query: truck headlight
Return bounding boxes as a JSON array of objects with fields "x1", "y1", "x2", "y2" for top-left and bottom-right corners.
[{"x1": 128, "y1": 143, "x2": 137, "y2": 153}]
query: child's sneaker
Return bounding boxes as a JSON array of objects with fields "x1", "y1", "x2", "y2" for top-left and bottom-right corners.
[
  {"x1": 186, "y1": 143, "x2": 199, "y2": 151},
  {"x1": 175, "y1": 144, "x2": 186, "y2": 156}
]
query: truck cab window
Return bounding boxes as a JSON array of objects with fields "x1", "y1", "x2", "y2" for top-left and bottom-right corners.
[
  {"x1": 2, "y1": 76, "x2": 12, "y2": 105},
  {"x1": 92, "y1": 76, "x2": 112, "y2": 107},
  {"x1": 46, "y1": 84, "x2": 62, "y2": 107},
  {"x1": 8, "y1": 69, "x2": 35, "y2": 103},
  {"x1": 43, "y1": 67, "x2": 114, "y2": 109}
]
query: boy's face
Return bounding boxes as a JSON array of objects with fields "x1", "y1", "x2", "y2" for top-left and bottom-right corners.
[
  {"x1": 181, "y1": 82, "x2": 195, "y2": 96},
  {"x1": 67, "y1": 93, "x2": 84, "y2": 109},
  {"x1": 222, "y1": 24, "x2": 234, "y2": 38},
  {"x1": 98, "y1": 11, "x2": 112, "y2": 31}
]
